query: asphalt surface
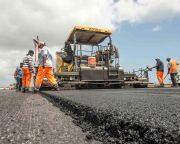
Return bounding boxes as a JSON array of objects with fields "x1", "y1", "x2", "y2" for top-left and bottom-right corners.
[
  {"x1": 41, "y1": 88, "x2": 180, "y2": 144},
  {"x1": 0, "y1": 90, "x2": 100, "y2": 144}
]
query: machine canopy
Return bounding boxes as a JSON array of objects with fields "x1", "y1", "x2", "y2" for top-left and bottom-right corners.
[{"x1": 67, "y1": 25, "x2": 112, "y2": 45}]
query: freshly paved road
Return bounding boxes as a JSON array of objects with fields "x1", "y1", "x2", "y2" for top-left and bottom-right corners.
[
  {"x1": 42, "y1": 88, "x2": 180, "y2": 144},
  {"x1": 0, "y1": 90, "x2": 100, "y2": 144}
]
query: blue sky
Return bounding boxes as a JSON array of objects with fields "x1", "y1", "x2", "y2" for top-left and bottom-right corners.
[
  {"x1": 0, "y1": 0, "x2": 180, "y2": 86},
  {"x1": 112, "y1": 18, "x2": 180, "y2": 82}
]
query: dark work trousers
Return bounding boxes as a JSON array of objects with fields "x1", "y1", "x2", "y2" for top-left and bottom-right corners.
[
  {"x1": 170, "y1": 73, "x2": 177, "y2": 87},
  {"x1": 15, "y1": 78, "x2": 18, "y2": 90},
  {"x1": 17, "y1": 77, "x2": 22, "y2": 91}
]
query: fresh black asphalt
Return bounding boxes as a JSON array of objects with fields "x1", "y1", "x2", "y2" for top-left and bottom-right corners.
[{"x1": 42, "y1": 88, "x2": 180, "y2": 144}]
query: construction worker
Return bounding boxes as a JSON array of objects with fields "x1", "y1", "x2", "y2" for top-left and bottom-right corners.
[
  {"x1": 14, "y1": 66, "x2": 19, "y2": 90},
  {"x1": 63, "y1": 41, "x2": 73, "y2": 63},
  {"x1": 148, "y1": 58, "x2": 164, "y2": 86},
  {"x1": 104, "y1": 43, "x2": 113, "y2": 66},
  {"x1": 14, "y1": 63, "x2": 23, "y2": 91},
  {"x1": 22, "y1": 50, "x2": 34, "y2": 92},
  {"x1": 166, "y1": 58, "x2": 179, "y2": 87},
  {"x1": 34, "y1": 42, "x2": 59, "y2": 92}
]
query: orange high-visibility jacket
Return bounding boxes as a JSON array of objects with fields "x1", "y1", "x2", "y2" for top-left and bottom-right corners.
[{"x1": 169, "y1": 59, "x2": 178, "y2": 73}]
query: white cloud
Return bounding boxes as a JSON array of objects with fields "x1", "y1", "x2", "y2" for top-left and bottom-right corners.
[
  {"x1": 152, "y1": 25, "x2": 161, "y2": 32},
  {"x1": 113, "y1": 0, "x2": 180, "y2": 24},
  {"x1": 0, "y1": 0, "x2": 180, "y2": 86}
]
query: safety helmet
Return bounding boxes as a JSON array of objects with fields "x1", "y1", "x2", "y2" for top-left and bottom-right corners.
[
  {"x1": 155, "y1": 57, "x2": 160, "y2": 60},
  {"x1": 28, "y1": 50, "x2": 34, "y2": 54},
  {"x1": 166, "y1": 58, "x2": 171, "y2": 61},
  {"x1": 38, "y1": 41, "x2": 45, "y2": 47}
]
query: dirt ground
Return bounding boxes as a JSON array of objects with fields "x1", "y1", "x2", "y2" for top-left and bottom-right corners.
[{"x1": 0, "y1": 90, "x2": 100, "y2": 144}]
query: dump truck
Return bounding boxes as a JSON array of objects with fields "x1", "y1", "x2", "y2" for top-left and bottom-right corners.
[{"x1": 55, "y1": 25, "x2": 150, "y2": 89}]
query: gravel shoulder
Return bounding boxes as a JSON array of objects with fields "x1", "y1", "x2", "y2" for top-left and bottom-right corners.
[{"x1": 0, "y1": 90, "x2": 99, "y2": 144}]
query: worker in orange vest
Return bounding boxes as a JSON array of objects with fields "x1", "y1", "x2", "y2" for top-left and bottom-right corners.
[
  {"x1": 166, "y1": 58, "x2": 179, "y2": 87},
  {"x1": 34, "y1": 42, "x2": 59, "y2": 92},
  {"x1": 22, "y1": 50, "x2": 34, "y2": 92}
]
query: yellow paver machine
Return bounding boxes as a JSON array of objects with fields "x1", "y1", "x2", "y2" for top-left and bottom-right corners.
[{"x1": 55, "y1": 25, "x2": 125, "y2": 88}]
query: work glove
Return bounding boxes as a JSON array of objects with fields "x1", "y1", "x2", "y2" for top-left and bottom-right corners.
[{"x1": 146, "y1": 66, "x2": 152, "y2": 71}]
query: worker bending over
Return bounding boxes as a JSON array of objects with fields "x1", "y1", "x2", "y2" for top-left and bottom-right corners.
[
  {"x1": 22, "y1": 50, "x2": 34, "y2": 92},
  {"x1": 149, "y1": 58, "x2": 164, "y2": 86},
  {"x1": 166, "y1": 58, "x2": 179, "y2": 87},
  {"x1": 34, "y1": 42, "x2": 59, "y2": 92}
]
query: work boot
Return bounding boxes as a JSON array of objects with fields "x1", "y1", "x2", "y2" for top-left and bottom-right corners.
[
  {"x1": 34, "y1": 87, "x2": 39, "y2": 93},
  {"x1": 25, "y1": 87, "x2": 29, "y2": 93},
  {"x1": 160, "y1": 83, "x2": 164, "y2": 87},
  {"x1": 52, "y1": 84, "x2": 60, "y2": 91},
  {"x1": 22, "y1": 88, "x2": 26, "y2": 93}
]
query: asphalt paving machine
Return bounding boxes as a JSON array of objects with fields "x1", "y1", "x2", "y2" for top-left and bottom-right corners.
[
  {"x1": 176, "y1": 74, "x2": 180, "y2": 86},
  {"x1": 55, "y1": 25, "x2": 151, "y2": 89},
  {"x1": 55, "y1": 25, "x2": 124, "y2": 88}
]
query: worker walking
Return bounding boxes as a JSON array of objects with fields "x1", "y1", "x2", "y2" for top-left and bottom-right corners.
[
  {"x1": 166, "y1": 58, "x2": 179, "y2": 87},
  {"x1": 14, "y1": 63, "x2": 23, "y2": 91},
  {"x1": 149, "y1": 58, "x2": 164, "y2": 86},
  {"x1": 22, "y1": 50, "x2": 34, "y2": 92},
  {"x1": 34, "y1": 42, "x2": 59, "y2": 92}
]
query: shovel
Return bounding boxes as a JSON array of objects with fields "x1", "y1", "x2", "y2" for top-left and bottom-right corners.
[{"x1": 163, "y1": 73, "x2": 169, "y2": 81}]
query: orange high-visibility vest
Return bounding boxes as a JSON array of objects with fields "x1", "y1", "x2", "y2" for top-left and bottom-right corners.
[{"x1": 169, "y1": 59, "x2": 178, "y2": 73}]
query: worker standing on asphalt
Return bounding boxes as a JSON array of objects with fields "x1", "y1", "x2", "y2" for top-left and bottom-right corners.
[
  {"x1": 166, "y1": 58, "x2": 179, "y2": 87},
  {"x1": 34, "y1": 42, "x2": 59, "y2": 92},
  {"x1": 148, "y1": 58, "x2": 164, "y2": 86},
  {"x1": 22, "y1": 50, "x2": 34, "y2": 92},
  {"x1": 14, "y1": 66, "x2": 19, "y2": 91},
  {"x1": 14, "y1": 63, "x2": 23, "y2": 91}
]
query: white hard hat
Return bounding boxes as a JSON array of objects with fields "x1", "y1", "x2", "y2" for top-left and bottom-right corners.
[
  {"x1": 38, "y1": 41, "x2": 46, "y2": 48},
  {"x1": 155, "y1": 57, "x2": 160, "y2": 60},
  {"x1": 39, "y1": 41, "x2": 45, "y2": 45}
]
